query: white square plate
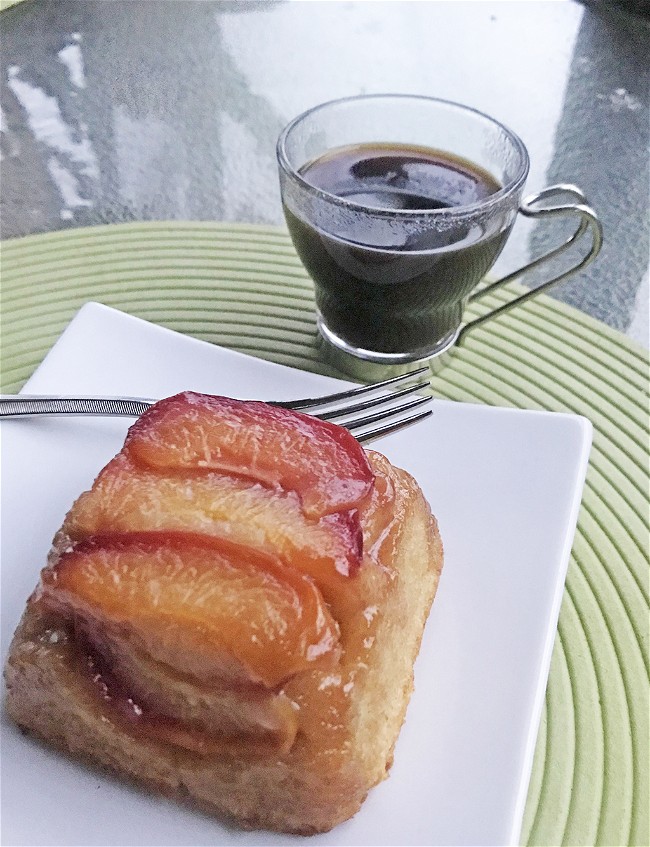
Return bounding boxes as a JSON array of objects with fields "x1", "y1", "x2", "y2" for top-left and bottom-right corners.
[{"x1": 1, "y1": 303, "x2": 591, "y2": 847}]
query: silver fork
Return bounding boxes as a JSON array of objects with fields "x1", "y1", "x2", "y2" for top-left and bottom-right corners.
[{"x1": 0, "y1": 368, "x2": 432, "y2": 443}]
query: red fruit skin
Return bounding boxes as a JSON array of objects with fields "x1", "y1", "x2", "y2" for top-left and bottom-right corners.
[
  {"x1": 74, "y1": 628, "x2": 300, "y2": 756},
  {"x1": 124, "y1": 392, "x2": 375, "y2": 518}
]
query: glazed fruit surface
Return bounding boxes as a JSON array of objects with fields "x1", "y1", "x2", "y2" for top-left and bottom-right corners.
[{"x1": 39, "y1": 393, "x2": 404, "y2": 754}]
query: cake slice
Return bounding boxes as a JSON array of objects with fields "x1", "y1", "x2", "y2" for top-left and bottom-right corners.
[{"x1": 4, "y1": 392, "x2": 443, "y2": 834}]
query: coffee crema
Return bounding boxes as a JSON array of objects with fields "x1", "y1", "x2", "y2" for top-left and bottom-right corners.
[
  {"x1": 284, "y1": 143, "x2": 512, "y2": 356},
  {"x1": 297, "y1": 142, "x2": 500, "y2": 212}
]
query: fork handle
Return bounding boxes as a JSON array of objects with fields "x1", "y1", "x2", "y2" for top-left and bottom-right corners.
[{"x1": 0, "y1": 396, "x2": 155, "y2": 418}]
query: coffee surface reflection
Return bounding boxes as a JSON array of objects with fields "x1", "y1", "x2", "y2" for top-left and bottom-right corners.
[{"x1": 284, "y1": 143, "x2": 511, "y2": 355}]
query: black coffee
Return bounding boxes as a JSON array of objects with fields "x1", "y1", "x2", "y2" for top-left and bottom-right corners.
[{"x1": 284, "y1": 143, "x2": 511, "y2": 355}]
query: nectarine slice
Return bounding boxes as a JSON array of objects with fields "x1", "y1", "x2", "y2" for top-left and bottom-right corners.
[
  {"x1": 124, "y1": 392, "x2": 374, "y2": 518},
  {"x1": 77, "y1": 635, "x2": 299, "y2": 754},
  {"x1": 65, "y1": 453, "x2": 362, "y2": 582},
  {"x1": 40, "y1": 533, "x2": 340, "y2": 689}
]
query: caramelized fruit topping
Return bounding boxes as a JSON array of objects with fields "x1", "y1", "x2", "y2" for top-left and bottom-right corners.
[
  {"x1": 40, "y1": 533, "x2": 341, "y2": 689},
  {"x1": 42, "y1": 396, "x2": 399, "y2": 755},
  {"x1": 124, "y1": 392, "x2": 375, "y2": 518},
  {"x1": 65, "y1": 453, "x2": 363, "y2": 581},
  {"x1": 77, "y1": 641, "x2": 298, "y2": 756}
]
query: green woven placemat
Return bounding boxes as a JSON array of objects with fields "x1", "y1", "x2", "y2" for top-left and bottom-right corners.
[
  {"x1": 1, "y1": 222, "x2": 648, "y2": 846},
  {"x1": 0, "y1": 0, "x2": 27, "y2": 11}
]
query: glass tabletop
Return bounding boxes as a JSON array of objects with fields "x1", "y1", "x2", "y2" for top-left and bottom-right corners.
[{"x1": 1, "y1": 0, "x2": 648, "y2": 347}]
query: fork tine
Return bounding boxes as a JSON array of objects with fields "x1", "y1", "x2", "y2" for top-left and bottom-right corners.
[
  {"x1": 342, "y1": 395, "x2": 432, "y2": 432},
  {"x1": 273, "y1": 366, "x2": 430, "y2": 411},
  {"x1": 0, "y1": 368, "x2": 433, "y2": 431},
  {"x1": 311, "y1": 378, "x2": 431, "y2": 422},
  {"x1": 353, "y1": 409, "x2": 434, "y2": 443}
]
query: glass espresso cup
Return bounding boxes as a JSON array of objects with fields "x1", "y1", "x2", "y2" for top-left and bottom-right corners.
[{"x1": 277, "y1": 95, "x2": 602, "y2": 372}]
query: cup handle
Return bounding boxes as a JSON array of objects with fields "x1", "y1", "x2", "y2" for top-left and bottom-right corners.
[{"x1": 456, "y1": 184, "x2": 603, "y2": 344}]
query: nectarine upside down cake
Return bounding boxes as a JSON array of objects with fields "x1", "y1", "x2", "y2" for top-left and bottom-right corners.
[{"x1": 4, "y1": 391, "x2": 443, "y2": 834}]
